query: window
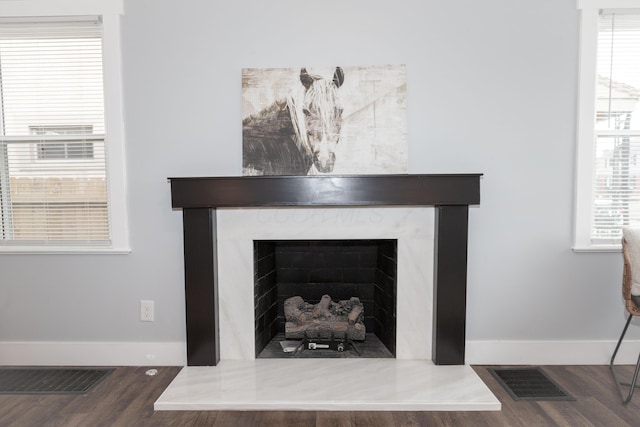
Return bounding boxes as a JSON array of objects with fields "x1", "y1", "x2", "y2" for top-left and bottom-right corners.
[
  {"x1": 32, "y1": 126, "x2": 95, "y2": 160},
  {"x1": 575, "y1": 1, "x2": 640, "y2": 250},
  {"x1": 0, "y1": 1, "x2": 127, "y2": 252}
]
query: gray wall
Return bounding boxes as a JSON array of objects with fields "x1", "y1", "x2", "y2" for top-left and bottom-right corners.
[{"x1": 0, "y1": 0, "x2": 630, "y2": 358}]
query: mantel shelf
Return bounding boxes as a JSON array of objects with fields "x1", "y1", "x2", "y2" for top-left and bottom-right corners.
[{"x1": 169, "y1": 174, "x2": 482, "y2": 208}]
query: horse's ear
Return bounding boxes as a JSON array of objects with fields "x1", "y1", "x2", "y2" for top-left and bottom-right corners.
[
  {"x1": 333, "y1": 67, "x2": 344, "y2": 88},
  {"x1": 300, "y1": 68, "x2": 314, "y2": 89}
]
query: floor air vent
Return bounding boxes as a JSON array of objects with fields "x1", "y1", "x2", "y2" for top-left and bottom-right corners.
[
  {"x1": 488, "y1": 367, "x2": 574, "y2": 401},
  {"x1": 0, "y1": 367, "x2": 114, "y2": 394}
]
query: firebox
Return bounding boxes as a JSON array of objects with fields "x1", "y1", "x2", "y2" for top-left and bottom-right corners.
[{"x1": 253, "y1": 239, "x2": 397, "y2": 358}]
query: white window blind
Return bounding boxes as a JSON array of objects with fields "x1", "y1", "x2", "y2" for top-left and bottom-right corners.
[
  {"x1": 591, "y1": 11, "x2": 640, "y2": 244},
  {"x1": 0, "y1": 18, "x2": 110, "y2": 246}
]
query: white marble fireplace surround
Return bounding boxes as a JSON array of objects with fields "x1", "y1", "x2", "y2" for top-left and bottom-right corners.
[
  {"x1": 218, "y1": 206, "x2": 433, "y2": 360},
  {"x1": 156, "y1": 207, "x2": 500, "y2": 411}
]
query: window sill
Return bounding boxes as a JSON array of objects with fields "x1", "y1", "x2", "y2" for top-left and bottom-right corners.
[
  {"x1": 0, "y1": 246, "x2": 131, "y2": 254},
  {"x1": 572, "y1": 245, "x2": 622, "y2": 253}
]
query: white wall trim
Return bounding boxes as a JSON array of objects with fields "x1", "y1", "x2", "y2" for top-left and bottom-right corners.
[
  {"x1": 467, "y1": 340, "x2": 640, "y2": 365},
  {"x1": 578, "y1": 0, "x2": 640, "y2": 9},
  {"x1": 0, "y1": 342, "x2": 186, "y2": 366},
  {"x1": 3, "y1": 340, "x2": 639, "y2": 366},
  {"x1": 573, "y1": 6, "x2": 599, "y2": 250},
  {"x1": 0, "y1": 0, "x2": 123, "y2": 17}
]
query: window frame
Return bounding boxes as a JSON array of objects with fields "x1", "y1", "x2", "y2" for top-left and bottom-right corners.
[
  {"x1": 0, "y1": 0, "x2": 129, "y2": 253},
  {"x1": 574, "y1": 0, "x2": 640, "y2": 251}
]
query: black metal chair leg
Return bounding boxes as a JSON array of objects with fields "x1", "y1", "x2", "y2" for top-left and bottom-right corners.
[{"x1": 610, "y1": 314, "x2": 640, "y2": 404}]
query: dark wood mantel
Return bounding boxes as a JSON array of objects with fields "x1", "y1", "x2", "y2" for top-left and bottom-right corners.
[{"x1": 169, "y1": 174, "x2": 481, "y2": 366}]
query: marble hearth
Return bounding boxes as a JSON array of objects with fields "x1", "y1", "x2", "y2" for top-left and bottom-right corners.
[{"x1": 154, "y1": 360, "x2": 500, "y2": 411}]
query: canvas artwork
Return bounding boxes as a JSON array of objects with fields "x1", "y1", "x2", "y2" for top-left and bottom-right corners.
[{"x1": 242, "y1": 64, "x2": 408, "y2": 176}]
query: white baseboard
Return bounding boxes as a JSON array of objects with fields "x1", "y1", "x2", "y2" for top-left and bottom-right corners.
[
  {"x1": 466, "y1": 340, "x2": 640, "y2": 365},
  {"x1": 0, "y1": 341, "x2": 186, "y2": 366},
  {"x1": 2, "y1": 340, "x2": 639, "y2": 366}
]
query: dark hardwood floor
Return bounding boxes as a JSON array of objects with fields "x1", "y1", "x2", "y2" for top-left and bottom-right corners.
[{"x1": 0, "y1": 365, "x2": 638, "y2": 426}]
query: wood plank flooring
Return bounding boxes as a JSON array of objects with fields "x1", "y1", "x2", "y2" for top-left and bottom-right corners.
[{"x1": 0, "y1": 365, "x2": 638, "y2": 426}]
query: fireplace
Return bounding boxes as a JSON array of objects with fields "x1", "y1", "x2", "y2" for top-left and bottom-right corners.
[
  {"x1": 253, "y1": 239, "x2": 398, "y2": 358},
  {"x1": 169, "y1": 174, "x2": 481, "y2": 366}
]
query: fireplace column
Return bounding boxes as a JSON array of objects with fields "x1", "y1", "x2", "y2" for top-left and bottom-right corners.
[
  {"x1": 182, "y1": 208, "x2": 219, "y2": 366},
  {"x1": 433, "y1": 205, "x2": 469, "y2": 365}
]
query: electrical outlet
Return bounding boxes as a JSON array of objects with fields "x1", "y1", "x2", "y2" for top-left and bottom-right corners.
[{"x1": 140, "y1": 300, "x2": 154, "y2": 322}]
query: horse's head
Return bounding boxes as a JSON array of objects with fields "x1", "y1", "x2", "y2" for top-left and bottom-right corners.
[{"x1": 299, "y1": 67, "x2": 344, "y2": 173}]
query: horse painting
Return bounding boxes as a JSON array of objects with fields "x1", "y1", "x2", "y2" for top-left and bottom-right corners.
[{"x1": 243, "y1": 67, "x2": 345, "y2": 175}]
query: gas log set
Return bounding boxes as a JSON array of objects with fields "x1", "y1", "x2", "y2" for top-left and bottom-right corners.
[{"x1": 284, "y1": 294, "x2": 365, "y2": 353}]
